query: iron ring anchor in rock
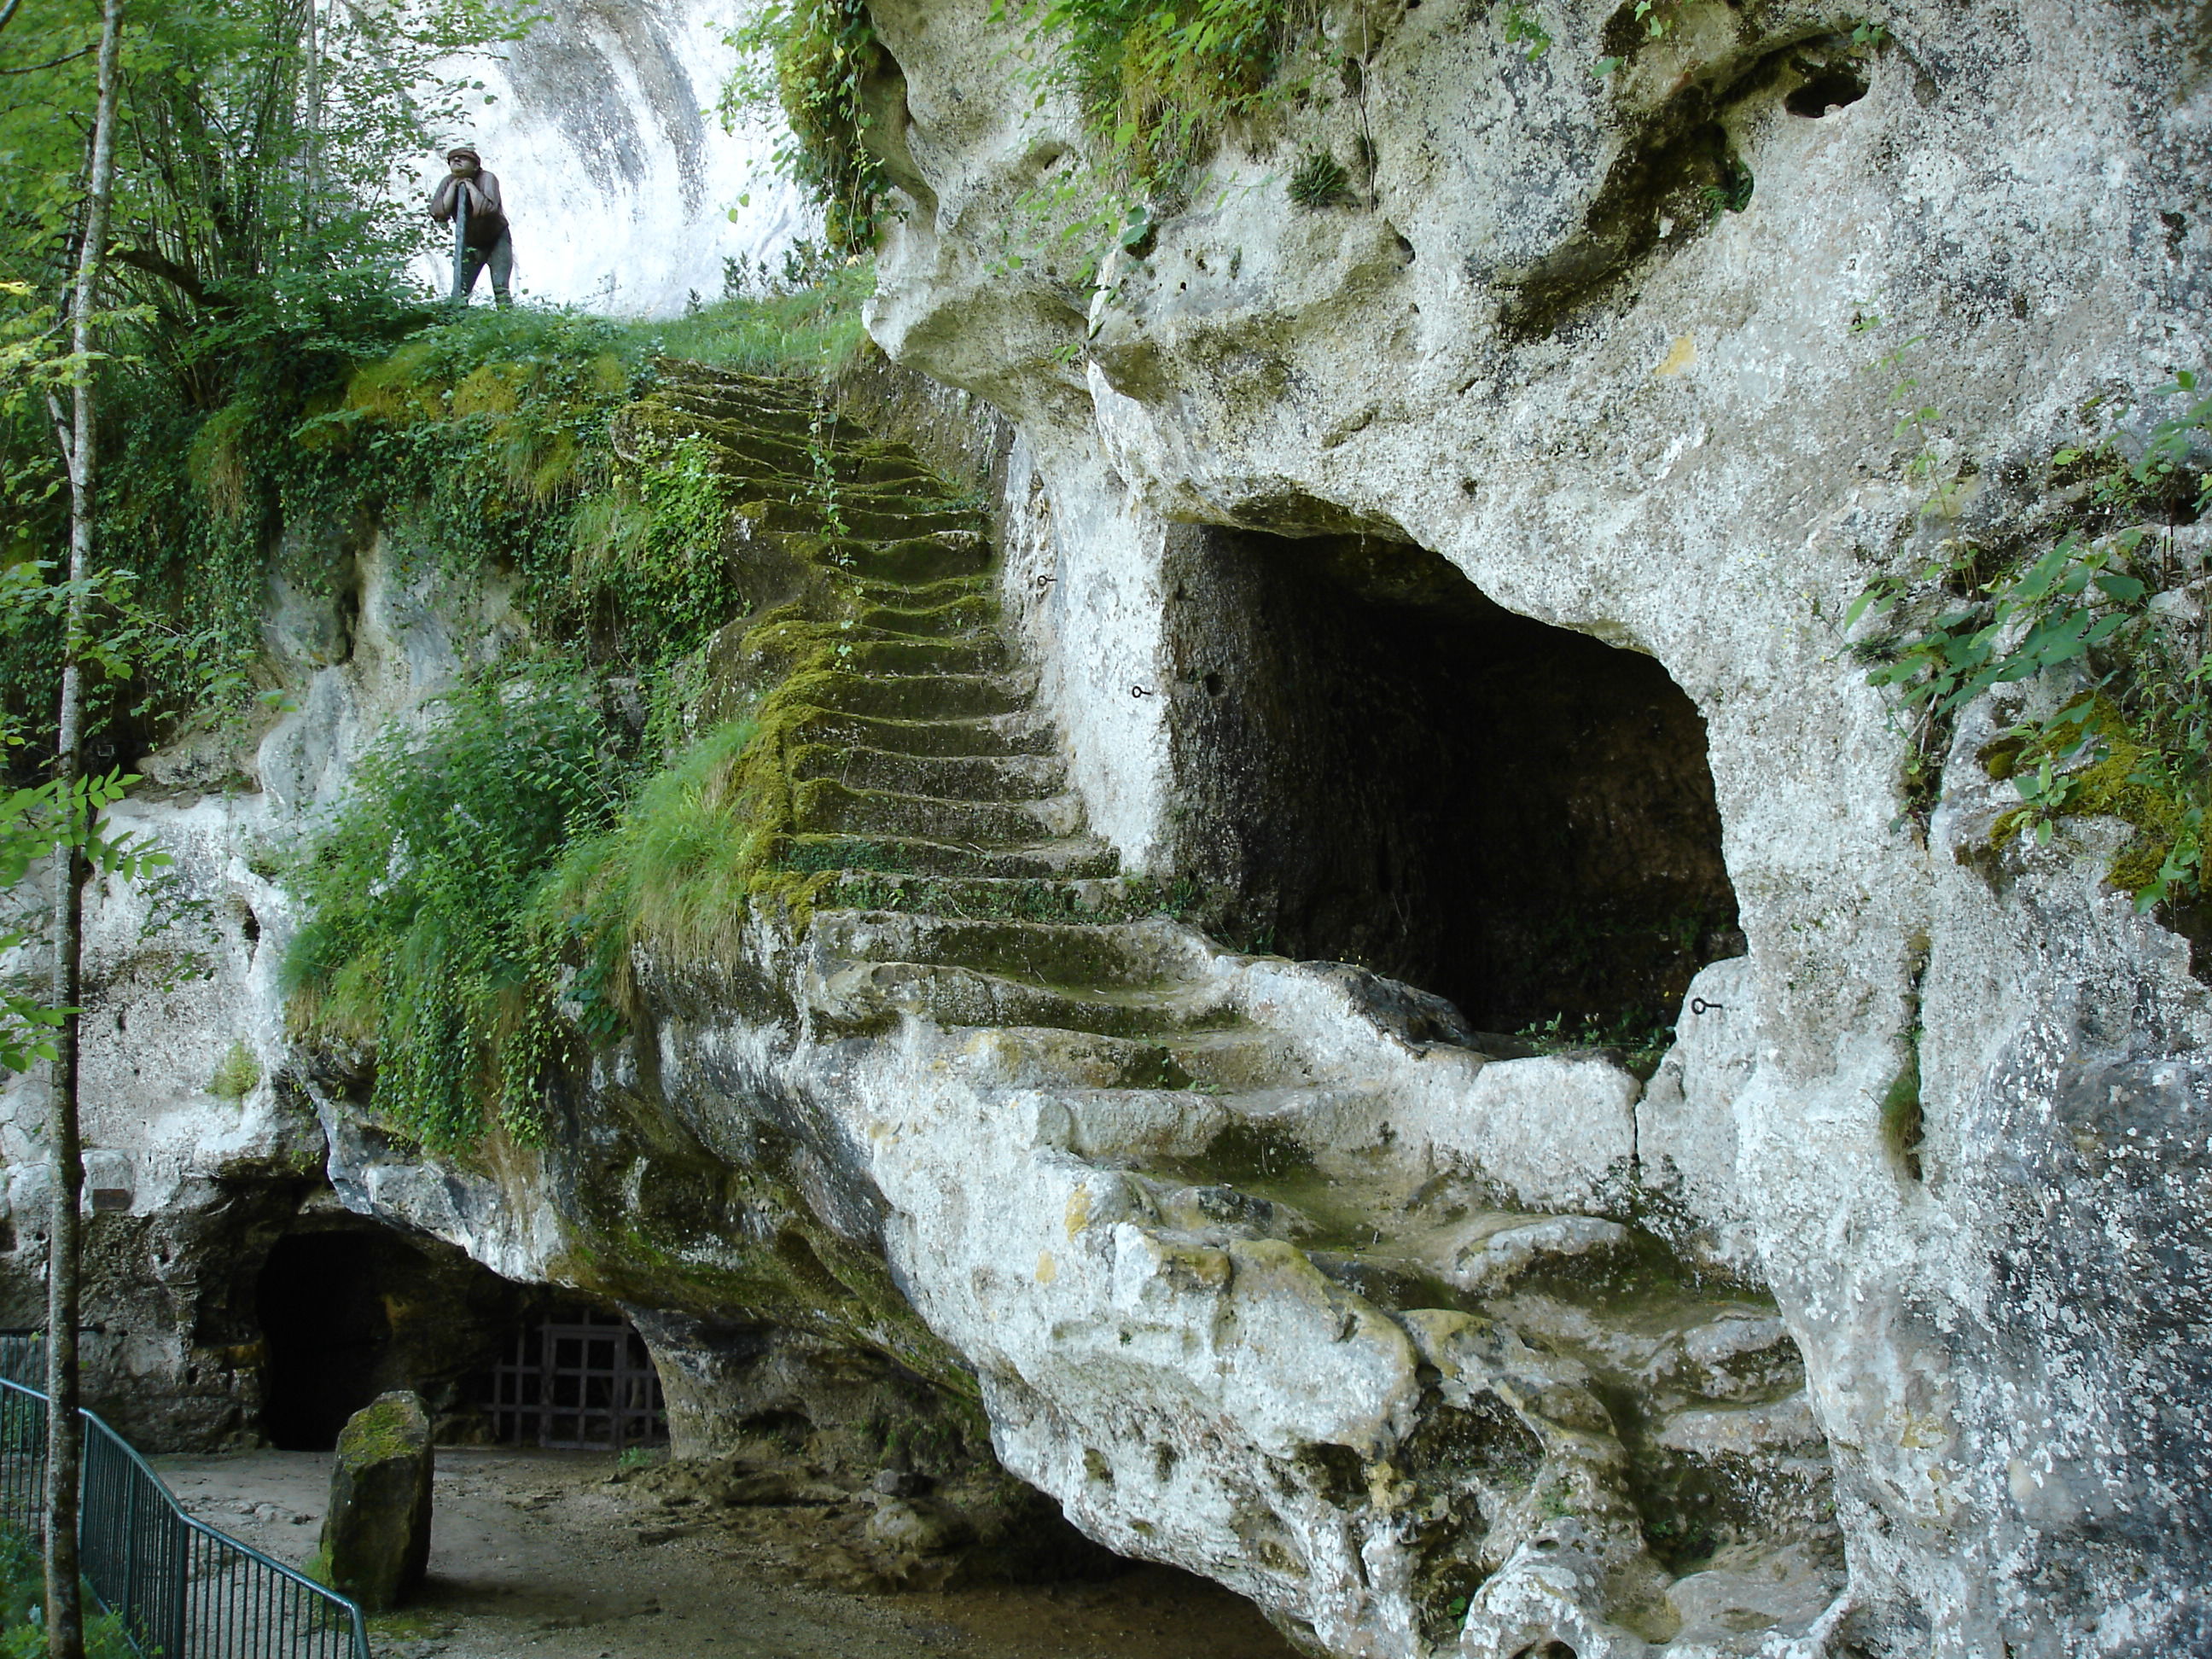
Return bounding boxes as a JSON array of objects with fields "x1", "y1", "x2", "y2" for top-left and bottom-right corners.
[{"x1": 1690, "y1": 996, "x2": 1727, "y2": 1016}]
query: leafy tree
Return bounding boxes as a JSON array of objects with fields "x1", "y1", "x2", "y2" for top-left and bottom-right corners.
[{"x1": 0, "y1": 3, "x2": 520, "y2": 1650}]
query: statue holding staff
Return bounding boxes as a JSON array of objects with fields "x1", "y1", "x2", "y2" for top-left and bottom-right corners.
[{"x1": 428, "y1": 146, "x2": 513, "y2": 307}]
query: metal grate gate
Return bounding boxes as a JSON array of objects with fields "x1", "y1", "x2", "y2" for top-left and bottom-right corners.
[{"x1": 486, "y1": 1312, "x2": 664, "y2": 1451}]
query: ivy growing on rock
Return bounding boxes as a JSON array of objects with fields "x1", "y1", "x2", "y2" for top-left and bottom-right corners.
[
  {"x1": 282, "y1": 664, "x2": 633, "y2": 1150},
  {"x1": 724, "y1": 0, "x2": 891, "y2": 253},
  {"x1": 1851, "y1": 370, "x2": 2212, "y2": 911}
]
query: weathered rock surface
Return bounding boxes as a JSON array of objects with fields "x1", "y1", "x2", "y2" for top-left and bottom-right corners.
[
  {"x1": 843, "y1": 1, "x2": 2212, "y2": 1653},
  {"x1": 321, "y1": 1390, "x2": 434, "y2": 1611},
  {"x1": 8, "y1": 4, "x2": 2210, "y2": 1654}
]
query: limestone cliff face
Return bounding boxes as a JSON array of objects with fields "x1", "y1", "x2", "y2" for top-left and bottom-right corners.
[
  {"x1": 3, "y1": 4, "x2": 2208, "y2": 1658},
  {"x1": 852, "y1": 0, "x2": 2212, "y2": 1652}
]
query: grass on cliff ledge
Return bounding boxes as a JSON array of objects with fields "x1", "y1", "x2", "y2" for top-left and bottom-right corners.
[{"x1": 637, "y1": 257, "x2": 873, "y2": 372}]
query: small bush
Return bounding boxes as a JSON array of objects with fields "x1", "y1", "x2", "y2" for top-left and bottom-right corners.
[
  {"x1": 0, "y1": 1523, "x2": 133, "y2": 1658},
  {"x1": 1851, "y1": 370, "x2": 2212, "y2": 907},
  {"x1": 209, "y1": 1040, "x2": 261, "y2": 1099}
]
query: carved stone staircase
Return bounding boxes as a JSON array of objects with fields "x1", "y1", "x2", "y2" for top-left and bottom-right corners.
[{"x1": 630, "y1": 362, "x2": 1845, "y2": 1658}]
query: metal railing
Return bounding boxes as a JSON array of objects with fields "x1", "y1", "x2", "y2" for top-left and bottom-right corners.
[{"x1": 0, "y1": 1351, "x2": 370, "y2": 1658}]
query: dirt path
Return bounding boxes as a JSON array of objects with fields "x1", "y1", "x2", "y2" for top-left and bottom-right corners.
[{"x1": 151, "y1": 1449, "x2": 1301, "y2": 1659}]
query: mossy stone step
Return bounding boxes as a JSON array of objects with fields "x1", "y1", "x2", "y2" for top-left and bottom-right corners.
[
  {"x1": 1159, "y1": 1028, "x2": 1318, "y2": 1093},
  {"x1": 627, "y1": 402, "x2": 944, "y2": 494},
  {"x1": 851, "y1": 573, "x2": 993, "y2": 610},
  {"x1": 811, "y1": 913, "x2": 1209, "y2": 993},
  {"x1": 838, "y1": 620, "x2": 995, "y2": 655},
  {"x1": 832, "y1": 534, "x2": 991, "y2": 587},
  {"x1": 783, "y1": 709, "x2": 1056, "y2": 760},
  {"x1": 758, "y1": 499, "x2": 983, "y2": 541},
  {"x1": 832, "y1": 637, "x2": 1008, "y2": 678},
  {"x1": 792, "y1": 779, "x2": 1075, "y2": 845},
  {"x1": 805, "y1": 672, "x2": 1030, "y2": 723},
  {"x1": 655, "y1": 387, "x2": 847, "y2": 437},
  {"x1": 942, "y1": 1027, "x2": 1203, "y2": 1091},
  {"x1": 780, "y1": 832, "x2": 1119, "y2": 881},
  {"x1": 788, "y1": 744, "x2": 1066, "y2": 801},
  {"x1": 812, "y1": 960, "x2": 1236, "y2": 1040},
  {"x1": 855, "y1": 595, "x2": 998, "y2": 639},
  {"x1": 655, "y1": 360, "x2": 812, "y2": 396},
  {"x1": 656, "y1": 393, "x2": 817, "y2": 439},
  {"x1": 824, "y1": 473, "x2": 976, "y2": 509},
  {"x1": 815, "y1": 872, "x2": 1138, "y2": 923}
]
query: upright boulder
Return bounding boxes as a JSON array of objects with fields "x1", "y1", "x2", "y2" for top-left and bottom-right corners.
[{"x1": 318, "y1": 1390, "x2": 434, "y2": 1611}]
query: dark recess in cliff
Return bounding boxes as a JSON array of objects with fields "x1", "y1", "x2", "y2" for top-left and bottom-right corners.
[
  {"x1": 258, "y1": 1217, "x2": 536, "y2": 1450},
  {"x1": 1167, "y1": 527, "x2": 1740, "y2": 1037}
]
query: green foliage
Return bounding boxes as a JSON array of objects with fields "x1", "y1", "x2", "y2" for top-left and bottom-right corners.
[
  {"x1": 0, "y1": 766, "x2": 169, "y2": 1072},
  {"x1": 0, "y1": 1523, "x2": 131, "y2": 1658},
  {"x1": 1008, "y1": 0, "x2": 1304, "y2": 189},
  {"x1": 722, "y1": 0, "x2": 890, "y2": 253},
  {"x1": 282, "y1": 666, "x2": 630, "y2": 1150},
  {"x1": 1699, "y1": 160, "x2": 1754, "y2": 217},
  {"x1": 1593, "y1": 0, "x2": 1685, "y2": 76},
  {"x1": 1287, "y1": 149, "x2": 1350, "y2": 210},
  {"x1": 1851, "y1": 371, "x2": 2212, "y2": 908},
  {"x1": 1500, "y1": 3, "x2": 1551, "y2": 61},
  {"x1": 0, "y1": 0, "x2": 537, "y2": 755},
  {"x1": 637, "y1": 259, "x2": 873, "y2": 375},
  {"x1": 532, "y1": 713, "x2": 768, "y2": 1001},
  {"x1": 1514, "y1": 1007, "x2": 1677, "y2": 1079},
  {"x1": 209, "y1": 1039, "x2": 261, "y2": 1099},
  {"x1": 990, "y1": 0, "x2": 1308, "y2": 192}
]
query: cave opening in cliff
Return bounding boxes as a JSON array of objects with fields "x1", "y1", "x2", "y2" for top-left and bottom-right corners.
[
  {"x1": 255, "y1": 1217, "x2": 535, "y2": 1451},
  {"x1": 1172, "y1": 527, "x2": 1741, "y2": 1044}
]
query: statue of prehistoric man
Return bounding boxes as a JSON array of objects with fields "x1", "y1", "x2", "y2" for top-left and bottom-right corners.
[{"x1": 429, "y1": 146, "x2": 513, "y2": 306}]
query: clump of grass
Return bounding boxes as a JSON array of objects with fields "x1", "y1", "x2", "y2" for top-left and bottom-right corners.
[
  {"x1": 616, "y1": 259, "x2": 873, "y2": 375},
  {"x1": 209, "y1": 1039, "x2": 261, "y2": 1100},
  {"x1": 1288, "y1": 149, "x2": 1350, "y2": 210},
  {"x1": 534, "y1": 714, "x2": 770, "y2": 992}
]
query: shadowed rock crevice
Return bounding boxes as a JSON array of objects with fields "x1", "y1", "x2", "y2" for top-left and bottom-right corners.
[
  {"x1": 1161, "y1": 527, "x2": 1741, "y2": 1040},
  {"x1": 257, "y1": 1215, "x2": 533, "y2": 1450},
  {"x1": 1497, "y1": 29, "x2": 1873, "y2": 341}
]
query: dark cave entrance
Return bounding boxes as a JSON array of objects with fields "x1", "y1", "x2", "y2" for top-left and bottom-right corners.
[
  {"x1": 1169, "y1": 527, "x2": 1741, "y2": 1041},
  {"x1": 256, "y1": 1218, "x2": 535, "y2": 1451}
]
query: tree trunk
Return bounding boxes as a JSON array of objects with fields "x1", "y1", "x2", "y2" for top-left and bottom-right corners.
[{"x1": 45, "y1": 3, "x2": 125, "y2": 1655}]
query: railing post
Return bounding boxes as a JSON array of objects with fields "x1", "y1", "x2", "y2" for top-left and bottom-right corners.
[
  {"x1": 0, "y1": 1376, "x2": 371, "y2": 1659},
  {"x1": 120, "y1": 1469, "x2": 139, "y2": 1650}
]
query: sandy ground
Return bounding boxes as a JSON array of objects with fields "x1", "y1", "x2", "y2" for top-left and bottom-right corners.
[{"x1": 149, "y1": 1448, "x2": 1302, "y2": 1659}]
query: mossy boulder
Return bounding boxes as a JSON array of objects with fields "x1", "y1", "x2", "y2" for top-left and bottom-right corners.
[{"x1": 319, "y1": 1391, "x2": 434, "y2": 1612}]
